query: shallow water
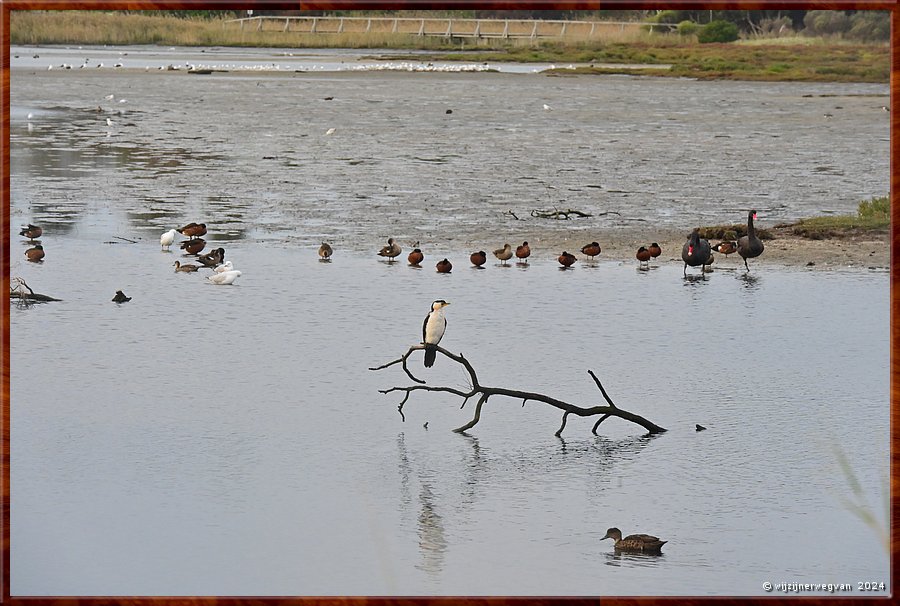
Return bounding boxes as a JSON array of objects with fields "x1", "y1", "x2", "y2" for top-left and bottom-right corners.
[{"x1": 8, "y1": 46, "x2": 891, "y2": 597}]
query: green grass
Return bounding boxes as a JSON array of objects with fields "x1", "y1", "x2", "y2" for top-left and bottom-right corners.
[{"x1": 788, "y1": 196, "x2": 890, "y2": 239}]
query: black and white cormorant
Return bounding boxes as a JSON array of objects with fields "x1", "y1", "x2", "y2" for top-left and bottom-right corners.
[{"x1": 422, "y1": 300, "x2": 450, "y2": 368}]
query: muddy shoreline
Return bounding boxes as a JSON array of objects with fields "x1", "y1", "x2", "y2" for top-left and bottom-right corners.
[{"x1": 410, "y1": 224, "x2": 891, "y2": 271}]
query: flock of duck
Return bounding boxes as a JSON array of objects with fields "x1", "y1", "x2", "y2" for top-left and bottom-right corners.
[
  {"x1": 161, "y1": 223, "x2": 242, "y2": 286},
  {"x1": 354, "y1": 209, "x2": 765, "y2": 277}
]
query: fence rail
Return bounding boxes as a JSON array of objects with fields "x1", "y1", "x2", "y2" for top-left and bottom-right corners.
[{"x1": 224, "y1": 16, "x2": 676, "y2": 39}]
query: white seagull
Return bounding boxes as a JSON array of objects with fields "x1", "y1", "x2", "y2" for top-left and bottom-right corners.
[
  {"x1": 160, "y1": 228, "x2": 177, "y2": 251},
  {"x1": 325, "y1": 127, "x2": 336, "y2": 135},
  {"x1": 422, "y1": 300, "x2": 450, "y2": 368},
  {"x1": 214, "y1": 261, "x2": 234, "y2": 273},
  {"x1": 207, "y1": 270, "x2": 241, "y2": 285}
]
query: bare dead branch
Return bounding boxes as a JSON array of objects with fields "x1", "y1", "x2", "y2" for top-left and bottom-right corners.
[
  {"x1": 372, "y1": 346, "x2": 666, "y2": 435},
  {"x1": 588, "y1": 370, "x2": 618, "y2": 409}
]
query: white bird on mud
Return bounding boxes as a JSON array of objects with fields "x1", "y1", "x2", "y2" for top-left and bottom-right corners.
[
  {"x1": 160, "y1": 228, "x2": 176, "y2": 251},
  {"x1": 207, "y1": 270, "x2": 241, "y2": 285},
  {"x1": 543, "y1": 103, "x2": 552, "y2": 111},
  {"x1": 104, "y1": 94, "x2": 114, "y2": 100},
  {"x1": 325, "y1": 127, "x2": 336, "y2": 135}
]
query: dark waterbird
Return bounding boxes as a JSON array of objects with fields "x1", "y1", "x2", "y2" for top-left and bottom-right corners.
[
  {"x1": 558, "y1": 251, "x2": 576, "y2": 267},
  {"x1": 682, "y1": 228, "x2": 711, "y2": 276},
  {"x1": 515, "y1": 241, "x2": 531, "y2": 264},
  {"x1": 648, "y1": 242, "x2": 662, "y2": 260},
  {"x1": 601, "y1": 527, "x2": 667, "y2": 554},
  {"x1": 180, "y1": 238, "x2": 206, "y2": 255},
  {"x1": 318, "y1": 242, "x2": 333, "y2": 259},
  {"x1": 737, "y1": 209, "x2": 765, "y2": 271},
  {"x1": 177, "y1": 222, "x2": 207, "y2": 239},
  {"x1": 580, "y1": 241, "x2": 601, "y2": 260},
  {"x1": 196, "y1": 247, "x2": 225, "y2": 267},
  {"x1": 436, "y1": 258, "x2": 452, "y2": 273},
  {"x1": 112, "y1": 290, "x2": 131, "y2": 303},
  {"x1": 636, "y1": 246, "x2": 651, "y2": 268},
  {"x1": 25, "y1": 244, "x2": 45, "y2": 262},
  {"x1": 20, "y1": 224, "x2": 42, "y2": 240},
  {"x1": 377, "y1": 237, "x2": 402, "y2": 262},
  {"x1": 408, "y1": 248, "x2": 424, "y2": 266},
  {"x1": 470, "y1": 251, "x2": 486, "y2": 267}
]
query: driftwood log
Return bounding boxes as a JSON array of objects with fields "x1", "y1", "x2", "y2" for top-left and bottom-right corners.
[
  {"x1": 9, "y1": 278, "x2": 61, "y2": 302},
  {"x1": 370, "y1": 345, "x2": 666, "y2": 436}
]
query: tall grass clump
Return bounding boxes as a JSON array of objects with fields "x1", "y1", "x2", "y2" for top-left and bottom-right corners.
[{"x1": 857, "y1": 195, "x2": 889, "y2": 220}]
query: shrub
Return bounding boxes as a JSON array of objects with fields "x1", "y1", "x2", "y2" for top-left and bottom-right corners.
[
  {"x1": 858, "y1": 196, "x2": 889, "y2": 220},
  {"x1": 847, "y1": 11, "x2": 889, "y2": 42},
  {"x1": 803, "y1": 10, "x2": 851, "y2": 36},
  {"x1": 697, "y1": 20, "x2": 739, "y2": 43},
  {"x1": 677, "y1": 20, "x2": 700, "y2": 37}
]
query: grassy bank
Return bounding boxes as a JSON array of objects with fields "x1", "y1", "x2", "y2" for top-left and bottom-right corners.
[
  {"x1": 434, "y1": 40, "x2": 889, "y2": 82},
  {"x1": 694, "y1": 197, "x2": 890, "y2": 242},
  {"x1": 10, "y1": 10, "x2": 890, "y2": 82},
  {"x1": 785, "y1": 196, "x2": 891, "y2": 239}
]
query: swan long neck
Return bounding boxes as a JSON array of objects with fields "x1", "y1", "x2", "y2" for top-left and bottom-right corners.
[{"x1": 747, "y1": 211, "x2": 756, "y2": 236}]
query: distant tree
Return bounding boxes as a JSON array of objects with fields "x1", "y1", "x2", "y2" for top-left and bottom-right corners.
[
  {"x1": 847, "y1": 11, "x2": 889, "y2": 41},
  {"x1": 697, "y1": 20, "x2": 740, "y2": 43},
  {"x1": 803, "y1": 10, "x2": 851, "y2": 36}
]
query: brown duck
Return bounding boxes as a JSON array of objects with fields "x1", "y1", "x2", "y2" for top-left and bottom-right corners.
[
  {"x1": 177, "y1": 222, "x2": 207, "y2": 239},
  {"x1": 20, "y1": 224, "x2": 43, "y2": 240},
  {"x1": 558, "y1": 251, "x2": 576, "y2": 267},
  {"x1": 636, "y1": 246, "x2": 651, "y2": 268},
  {"x1": 493, "y1": 243, "x2": 513, "y2": 265},
  {"x1": 408, "y1": 248, "x2": 424, "y2": 266},
  {"x1": 180, "y1": 238, "x2": 206, "y2": 255},
  {"x1": 470, "y1": 251, "x2": 487, "y2": 267},
  {"x1": 377, "y1": 237, "x2": 402, "y2": 262},
  {"x1": 515, "y1": 241, "x2": 531, "y2": 264},
  {"x1": 713, "y1": 240, "x2": 737, "y2": 257},
  {"x1": 25, "y1": 244, "x2": 44, "y2": 262},
  {"x1": 580, "y1": 241, "x2": 601, "y2": 260},
  {"x1": 602, "y1": 527, "x2": 667, "y2": 554},
  {"x1": 173, "y1": 260, "x2": 200, "y2": 272},
  {"x1": 648, "y1": 242, "x2": 662, "y2": 259},
  {"x1": 112, "y1": 290, "x2": 131, "y2": 303},
  {"x1": 318, "y1": 242, "x2": 333, "y2": 259},
  {"x1": 436, "y1": 258, "x2": 452, "y2": 273}
]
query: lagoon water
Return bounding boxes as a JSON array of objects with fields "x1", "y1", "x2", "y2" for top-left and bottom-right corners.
[{"x1": 8, "y1": 46, "x2": 890, "y2": 596}]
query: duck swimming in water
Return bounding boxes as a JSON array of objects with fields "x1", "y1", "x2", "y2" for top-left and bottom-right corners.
[
  {"x1": 173, "y1": 260, "x2": 200, "y2": 272},
  {"x1": 601, "y1": 527, "x2": 667, "y2": 554}
]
